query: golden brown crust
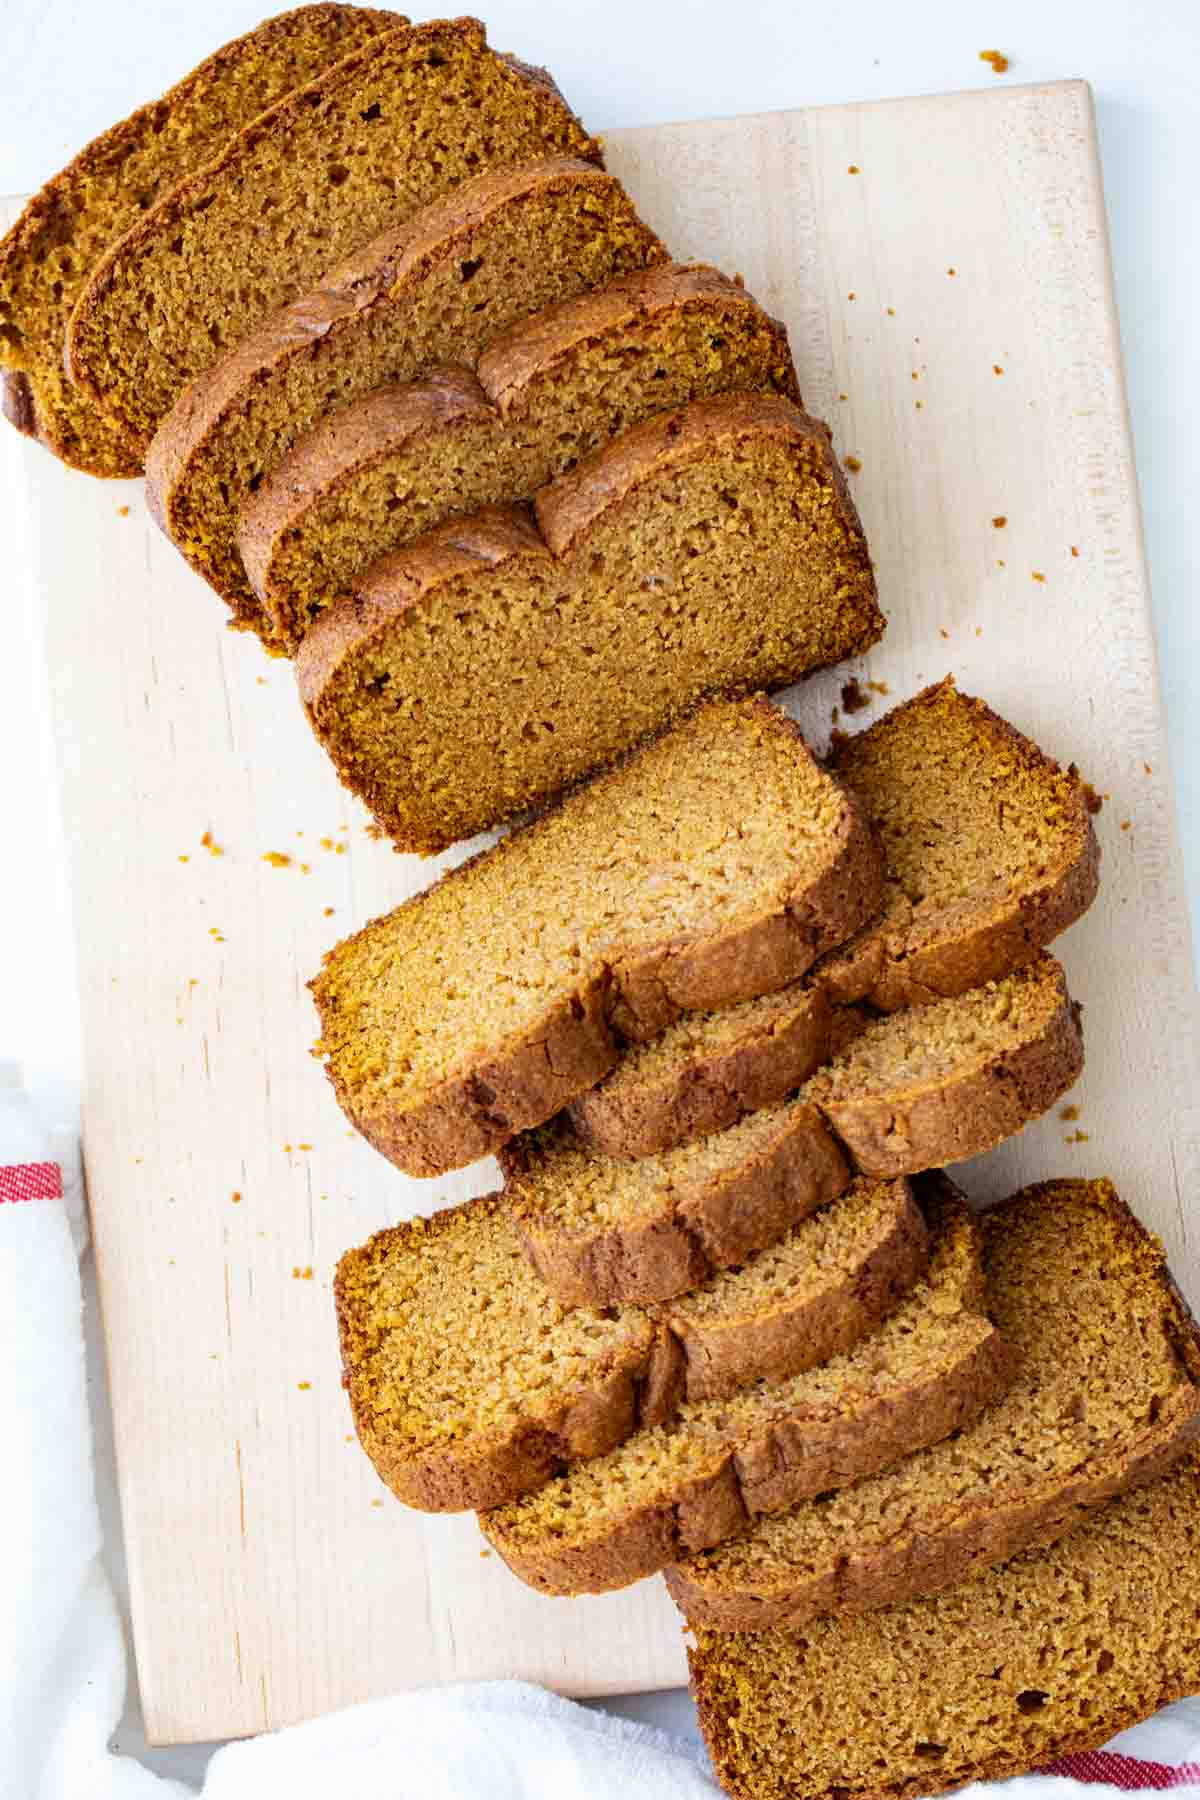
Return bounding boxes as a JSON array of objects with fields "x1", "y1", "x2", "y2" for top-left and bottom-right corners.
[
  {"x1": 69, "y1": 20, "x2": 602, "y2": 441},
  {"x1": 567, "y1": 986, "x2": 836, "y2": 1159},
  {"x1": 809, "y1": 962, "x2": 1084, "y2": 1178},
  {"x1": 818, "y1": 680, "x2": 1101, "y2": 1010},
  {"x1": 504, "y1": 1104, "x2": 852, "y2": 1309}
]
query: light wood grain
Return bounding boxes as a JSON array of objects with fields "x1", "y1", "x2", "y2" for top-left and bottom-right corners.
[{"x1": 7, "y1": 77, "x2": 1197, "y2": 1746}]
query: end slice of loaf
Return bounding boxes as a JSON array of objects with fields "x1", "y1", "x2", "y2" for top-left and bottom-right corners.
[
  {"x1": 479, "y1": 1181, "x2": 1012, "y2": 1595},
  {"x1": 298, "y1": 394, "x2": 883, "y2": 848},
  {"x1": 819, "y1": 677, "x2": 1100, "y2": 1009},
  {"x1": 0, "y1": 3, "x2": 394, "y2": 476},
  {"x1": 310, "y1": 697, "x2": 884, "y2": 1177},
  {"x1": 804, "y1": 952, "x2": 1082, "y2": 1176},
  {"x1": 667, "y1": 1176, "x2": 1200, "y2": 1629},
  {"x1": 147, "y1": 158, "x2": 664, "y2": 641},
  {"x1": 239, "y1": 262, "x2": 802, "y2": 649},
  {"x1": 688, "y1": 1451, "x2": 1200, "y2": 1800},
  {"x1": 337, "y1": 1175, "x2": 929, "y2": 1511},
  {"x1": 67, "y1": 18, "x2": 601, "y2": 454},
  {"x1": 502, "y1": 1099, "x2": 851, "y2": 1308}
]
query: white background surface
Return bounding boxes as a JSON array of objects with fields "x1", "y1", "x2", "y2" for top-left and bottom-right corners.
[{"x1": 2, "y1": 0, "x2": 1198, "y2": 1787}]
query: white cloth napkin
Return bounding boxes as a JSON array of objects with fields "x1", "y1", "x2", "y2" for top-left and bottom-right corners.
[{"x1": 2, "y1": 1085, "x2": 1198, "y2": 1800}]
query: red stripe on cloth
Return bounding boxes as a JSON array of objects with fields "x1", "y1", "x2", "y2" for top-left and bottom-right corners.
[
  {"x1": 0, "y1": 1162, "x2": 62, "y2": 1204},
  {"x1": 1040, "y1": 1750, "x2": 1200, "y2": 1788}
]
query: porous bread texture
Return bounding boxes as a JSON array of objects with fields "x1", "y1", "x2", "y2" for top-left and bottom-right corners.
[
  {"x1": 503, "y1": 1099, "x2": 851, "y2": 1308},
  {"x1": 239, "y1": 262, "x2": 802, "y2": 650},
  {"x1": 566, "y1": 982, "x2": 842, "y2": 1159},
  {"x1": 667, "y1": 1177, "x2": 1200, "y2": 1628},
  {"x1": 818, "y1": 678, "x2": 1099, "y2": 1009},
  {"x1": 804, "y1": 952, "x2": 1082, "y2": 1176},
  {"x1": 298, "y1": 394, "x2": 883, "y2": 848},
  {"x1": 688, "y1": 1451, "x2": 1200, "y2": 1800},
  {"x1": 310, "y1": 697, "x2": 884, "y2": 1178},
  {"x1": 479, "y1": 1184, "x2": 1013, "y2": 1595},
  {"x1": 509, "y1": 955, "x2": 1080, "y2": 1308},
  {"x1": 336, "y1": 1176, "x2": 929, "y2": 1511},
  {"x1": 147, "y1": 157, "x2": 663, "y2": 642},
  {"x1": 0, "y1": 4, "x2": 394, "y2": 476},
  {"x1": 68, "y1": 17, "x2": 601, "y2": 452}
]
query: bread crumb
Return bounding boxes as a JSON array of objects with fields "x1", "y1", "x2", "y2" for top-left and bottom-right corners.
[
  {"x1": 1143, "y1": 762, "x2": 1153, "y2": 775},
  {"x1": 979, "y1": 49, "x2": 1010, "y2": 73},
  {"x1": 993, "y1": 364, "x2": 1004, "y2": 375},
  {"x1": 300, "y1": 862, "x2": 312, "y2": 874},
  {"x1": 1032, "y1": 571, "x2": 1047, "y2": 583},
  {"x1": 117, "y1": 504, "x2": 130, "y2": 517},
  {"x1": 844, "y1": 455, "x2": 863, "y2": 472},
  {"x1": 256, "y1": 676, "x2": 266, "y2": 685},
  {"x1": 997, "y1": 560, "x2": 1006, "y2": 568},
  {"x1": 1081, "y1": 783, "x2": 1104, "y2": 815},
  {"x1": 370, "y1": 1498, "x2": 384, "y2": 1508},
  {"x1": 915, "y1": 400, "x2": 923, "y2": 409},
  {"x1": 178, "y1": 854, "x2": 190, "y2": 863},
  {"x1": 1060, "y1": 1105, "x2": 1080, "y2": 1121},
  {"x1": 346, "y1": 1434, "x2": 355, "y2": 1443},
  {"x1": 297, "y1": 1381, "x2": 312, "y2": 1391},
  {"x1": 209, "y1": 927, "x2": 225, "y2": 941},
  {"x1": 188, "y1": 978, "x2": 199, "y2": 989},
  {"x1": 947, "y1": 267, "x2": 957, "y2": 277},
  {"x1": 292, "y1": 1265, "x2": 314, "y2": 1280},
  {"x1": 939, "y1": 627, "x2": 950, "y2": 639},
  {"x1": 365, "y1": 822, "x2": 387, "y2": 840},
  {"x1": 201, "y1": 829, "x2": 224, "y2": 856},
  {"x1": 231, "y1": 1191, "x2": 242, "y2": 1204},
  {"x1": 323, "y1": 905, "x2": 336, "y2": 917},
  {"x1": 298, "y1": 1142, "x2": 313, "y2": 1152},
  {"x1": 1065, "y1": 1129, "x2": 1090, "y2": 1144},
  {"x1": 847, "y1": 291, "x2": 856, "y2": 301},
  {"x1": 319, "y1": 836, "x2": 335, "y2": 850},
  {"x1": 867, "y1": 680, "x2": 890, "y2": 696},
  {"x1": 479, "y1": 1549, "x2": 492, "y2": 1558},
  {"x1": 840, "y1": 678, "x2": 870, "y2": 715},
  {"x1": 335, "y1": 841, "x2": 347, "y2": 855},
  {"x1": 1120, "y1": 819, "x2": 1131, "y2": 832},
  {"x1": 1070, "y1": 545, "x2": 1080, "y2": 557},
  {"x1": 886, "y1": 306, "x2": 895, "y2": 316},
  {"x1": 262, "y1": 850, "x2": 292, "y2": 868},
  {"x1": 992, "y1": 515, "x2": 1007, "y2": 528},
  {"x1": 975, "y1": 626, "x2": 983, "y2": 636},
  {"x1": 847, "y1": 164, "x2": 860, "y2": 174},
  {"x1": 911, "y1": 371, "x2": 920, "y2": 380},
  {"x1": 838, "y1": 391, "x2": 848, "y2": 401}
]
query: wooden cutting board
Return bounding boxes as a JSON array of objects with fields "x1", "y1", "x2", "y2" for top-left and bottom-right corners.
[{"x1": 7, "y1": 76, "x2": 1198, "y2": 1746}]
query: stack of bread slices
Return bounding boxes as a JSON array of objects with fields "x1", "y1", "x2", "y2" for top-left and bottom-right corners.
[{"x1": 5, "y1": 11, "x2": 1199, "y2": 1797}]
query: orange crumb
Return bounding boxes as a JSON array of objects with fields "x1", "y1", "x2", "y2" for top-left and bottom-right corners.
[
  {"x1": 848, "y1": 164, "x2": 860, "y2": 174},
  {"x1": 345, "y1": 1434, "x2": 354, "y2": 1443},
  {"x1": 1065, "y1": 1129, "x2": 1090, "y2": 1144},
  {"x1": 117, "y1": 504, "x2": 130, "y2": 517},
  {"x1": 231, "y1": 1191, "x2": 242, "y2": 1204},
  {"x1": 178, "y1": 854, "x2": 190, "y2": 863},
  {"x1": 1070, "y1": 545, "x2": 1080, "y2": 557},
  {"x1": 256, "y1": 676, "x2": 267, "y2": 686},
  {"x1": 323, "y1": 906, "x2": 335, "y2": 917},
  {"x1": 841, "y1": 678, "x2": 870, "y2": 715},
  {"x1": 208, "y1": 927, "x2": 225, "y2": 941},
  {"x1": 283, "y1": 1143, "x2": 293, "y2": 1153},
  {"x1": 370, "y1": 1498, "x2": 384, "y2": 1508},
  {"x1": 997, "y1": 560, "x2": 1006, "y2": 568},
  {"x1": 262, "y1": 851, "x2": 292, "y2": 868},
  {"x1": 979, "y1": 49, "x2": 1010, "y2": 74},
  {"x1": 1082, "y1": 784, "x2": 1104, "y2": 815},
  {"x1": 847, "y1": 291, "x2": 856, "y2": 301},
  {"x1": 334, "y1": 841, "x2": 347, "y2": 855},
  {"x1": 993, "y1": 364, "x2": 1004, "y2": 375},
  {"x1": 867, "y1": 680, "x2": 891, "y2": 696},
  {"x1": 300, "y1": 862, "x2": 312, "y2": 874},
  {"x1": 480, "y1": 1549, "x2": 492, "y2": 1558},
  {"x1": 939, "y1": 628, "x2": 949, "y2": 639},
  {"x1": 365, "y1": 822, "x2": 387, "y2": 840},
  {"x1": 1060, "y1": 1105, "x2": 1080, "y2": 1122},
  {"x1": 1143, "y1": 762, "x2": 1153, "y2": 775},
  {"x1": 188, "y1": 978, "x2": 199, "y2": 988},
  {"x1": 1032, "y1": 571, "x2": 1046, "y2": 583},
  {"x1": 992, "y1": 516, "x2": 1007, "y2": 528},
  {"x1": 297, "y1": 1381, "x2": 312, "y2": 1391},
  {"x1": 911, "y1": 371, "x2": 920, "y2": 380},
  {"x1": 298, "y1": 1142, "x2": 313, "y2": 1152},
  {"x1": 292, "y1": 1265, "x2": 314, "y2": 1280},
  {"x1": 1120, "y1": 819, "x2": 1132, "y2": 832},
  {"x1": 201, "y1": 829, "x2": 224, "y2": 856},
  {"x1": 886, "y1": 307, "x2": 895, "y2": 316},
  {"x1": 844, "y1": 455, "x2": 863, "y2": 472},
  {"x1": 319, "y1": 836, "x2": 335, "y2": 850},
  {"x1": 838, "y1": 391, "x2": 848, "y2": 400},
  {"x1": 947, "y1": 267, "x2": 957, "y2": 277}
]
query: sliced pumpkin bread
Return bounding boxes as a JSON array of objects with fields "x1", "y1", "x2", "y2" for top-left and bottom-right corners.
[
  {"x1": 502, "y1": 1100, "x2": 850, "y2": 1309},
  {"x1": 147, "y1": 157, "x2": 664, "y2": 641},
  {"x1": 310, "y1": 697, "x2": 883, "y2": 1177},
  {"x1": 668, "y1": 1177, "x2": 1200, "y2": 1628},
  {"x1": 804, "y1": 952, "x2": 1082, "y2": 1177},
  {"x1": 240, "y1": 262, "x2": 802, "y2": 650},
  {"x1": 506, "y1": 954, "x2": 1080, "y2": 1308},
  {"x1": 0, "y1": 3, "x2": 394, "y2": 476},
  {"x1": 818, "y1": 677, "x2": 1099, "y2": 1009},
  {"x1": 688, "y1": 1451, "x2": 1200, "y2": 1800},
  {"x1": 337, "y1": 1175, "x2": 928, "y2": 1511},
  {"x1": 298, "y1": 394, "x2": 883, "y2": 849},
  {"x1": 67, "y1": 17, "x2": 601, "y2": 456},
  {"x1": 479, "y1": 1182, "x2": 1012, "y2": 1594}
]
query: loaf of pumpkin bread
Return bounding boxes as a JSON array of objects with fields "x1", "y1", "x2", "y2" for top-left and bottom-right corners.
[
  {"x1": 309, "y1": 697, "x2": 883, "y2": 1178},
  {"x1": 67, "y1": 17, "x2": 601, "y2": 455},
  {"x1": 147, "y1": 157, "x2": 665, "y2": 639},
  {"x1": 335, "y1": 1175, "x2": 928, "y2": 1511},
  {"x1": 688, "y1": 1450, "x2": 1200, "y2": 1800},
  {"x1": 298, "y1": 394, "x2": 883, "y2": 850},
  {"x1": 668, "y1": 1177, "x2": 1200, "y2": 1628},
  {"x1": 0, "y1": 4, "x2": 394, "y2": 476},
  {"x1": 239, "y1": 262, "x2": 801, "y2": 648}
]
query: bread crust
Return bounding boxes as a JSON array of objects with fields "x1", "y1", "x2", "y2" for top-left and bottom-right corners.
[
  {"x1": 310, "y1": 697, "x2": 886, "y2": 1177},
  {"x1": 817, "y1": 680, "x2": 1101, "y2": 1010},
  {"x1": 69, "y1": 19, "x2": 602, "y2": 448},
  {"x1": 567, "y1": 986, "x2": 837, "y2": 1159},
  {"x1": 809, "y1": 959, "x2": 1083, "y2": 1177}
]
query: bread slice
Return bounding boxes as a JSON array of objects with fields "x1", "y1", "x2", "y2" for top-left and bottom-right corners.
[
  {"x1": 565, "y1": 985, "x2": 863, "y2": 1160},
  {"x1": 239, "y1": 262, "x2": 802, "y2": 650},
  {"x1": 310, "y1": 697, "x2": 884, "y2": 1178},
  {"x1": 506, "y1": 955, "x2": 1080, "y2": 1308},
  {"x1": 147, "y1": 159, "x2": 664, "y2": 642},
  {"x1": 818, "y1": 678, "x2": 1099, "y2": 1009},
  {"x1": 0, "y1": 4, "x2": 393, "y2": 476},
  {"x1": 502, "y1": 1100, "x2": 851, "y2": 1309},
  {"x1": 336, "y1": 1175, "x2": 929, "y2": 1511},
  {"x1": 667, "y1": 1177, "x2": 1200, "y2": 1628},
  {"x1": 67, "y1": 17, "x2": 601, "y2": 455},
  {"x1": 688, "y1": 1450, "x2": 1200, "y2": 1800},
  {"x1": 479, "y1": 1182, "x2": 1013, "y2": 1595},
  {"x1": 298, "y1": 394, "x2": 883, "y2": 849}
]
